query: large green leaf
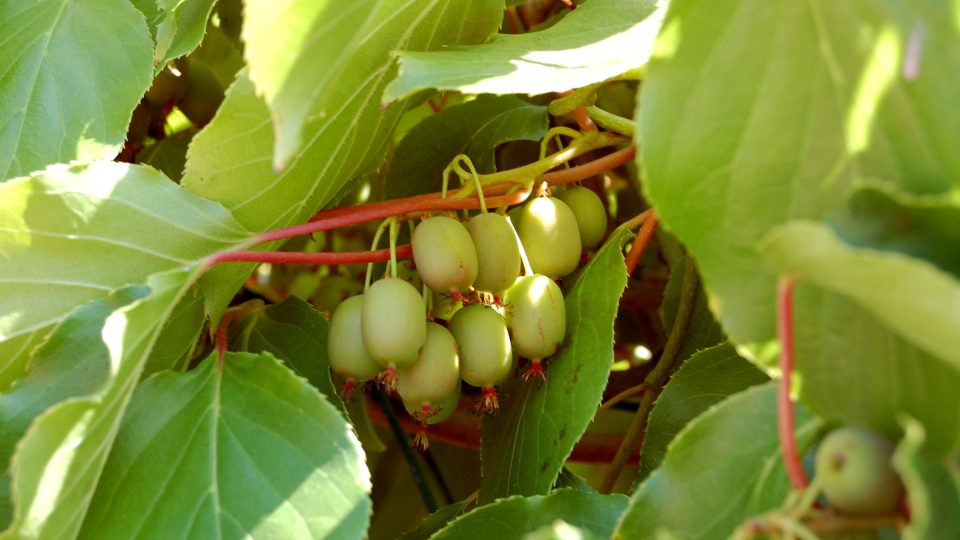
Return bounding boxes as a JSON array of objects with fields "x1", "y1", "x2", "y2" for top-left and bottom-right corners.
[
  {"x1": 0, "y1": 287, "x2": 146, "y2": 528},
  {"x1": 761, "y1": 221, "x2": 960, "y2": 367},
  {"x1": 80, "y1": 351, "x2": 370, "y2": 539},
  {"x1": 639, "y1": 0, "x2": 960, "y2": 351},
  {"x1": 479, "y1": 229, "x2": 631, "y2": 503},
  {"x1": 615, "y1": 384, "x2": 821, "y2": 539},
  {"x1": 242, "y1": 0, "x2": 377, "y2": 165},
  {"x1": 382, "y1": 0, "x2": 664, "y2": 101},
  {"x1": 183, "y1": 1, "x2": 502, "y2": 229},
  {"x1": 0, "y1": 0, "x2": 154, "y2": 180},
  {"x1": 432, "y1": 489, "x2": 628, "y2": 540},
  {"x1": 0, "y1": 161, "x2": 251, "y2": 347},
  {"x1": 0, "y1": 268, "x2": 199, "y2": 539},
  {"x1": 233, "y1": 297, "x2": 345, "y2": 416},
  {"x1": 385, "y1": 95, "x2": 548, "y2": 199},
  {"x1": 639, "y1": 343, "x2": 769, "y2": 478},
  {"x1": 153, "y1": 0, "x2": 218, "y2": 65},
  {"x1": 183, "y1": 2, "x2": 502, "y2": 319},
  {"x1": 894, "y1": 418, "x2": 960, "y2": 539},
  {"x1": 792, "y1": 285, "x2": 960, "y2": 457}
]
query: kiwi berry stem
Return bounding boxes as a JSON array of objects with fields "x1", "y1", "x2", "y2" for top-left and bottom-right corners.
[
  {"x1": 389, "y1": 217, "x2": 399, "y2": 278},
  {"x1": 506, "y1": 215, "x2": 535, "y2": 276},
  {"x1": 778, "y1": 275, "x2": 810, "y2": 489},
  {"x1": 364, "y1": 218, "x2": 392, "y2": 290}
]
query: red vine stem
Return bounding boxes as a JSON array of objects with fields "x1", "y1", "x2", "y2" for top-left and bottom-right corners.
[
  {"x1": 778, "y1": 275, "x2": 810, "y2": 489},
  {"x1": 215, "y1": 300, "x2": 265, "y2": 364},
  {"x1": 624, "y1": 211, "x2": 658, "y2": 275},
  {"x1": 207, "y1": 244, "x2": 412, "y2": 266},
  {"x1": 255, "y1": 146, "x2": 636, "y2": 246}
]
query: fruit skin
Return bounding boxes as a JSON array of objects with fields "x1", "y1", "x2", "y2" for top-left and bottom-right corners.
[
  {"x1": 466, "y1": 212, "x2": 522, "y2": 293},
  {"x1": 519, "y1": 197, "x2": 582, "y2": 278},
  {"x1": 412, "y1": 216, "x2": 478, "y2": 293},
  {"x1": 814, "y1": 426, "x2": 904, "y2": 515},
  {"x1": 327, "y1": 295, "x2": 382, "y2": 382},
  {"x1": 559, "y1": 187, "x2": 608, "y2": 249},
  {"x1": 361, "y1": 278, "x2": 426, "y2": 369},
  {"x1": 403, "y1": 381, "x2": 461, "y2": 425},
  {"x1": 448, "y1": 305, "x2": 513, "y2": 388},
  {"x1": 397, "y1": 323, "x2": 460, "y2": 406},
  {"x1": 505, "y1": 275, "x2": 566, "y2": 359}
]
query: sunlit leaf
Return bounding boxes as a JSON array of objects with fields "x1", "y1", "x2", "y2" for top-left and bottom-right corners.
[
  {"x1": 383, "y1": 0, "x2": 664, "y2": 101},
  {"x1": 81, "y1": 351, "x2": 371, "y2": 539},
  {"x1": 0, "y1": 0, "x2": 153, "y2": 179}
]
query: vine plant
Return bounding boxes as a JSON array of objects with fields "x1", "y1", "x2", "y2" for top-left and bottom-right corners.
[{"x1": 0, "y1": 0, "x2": 958, "y2": 539}]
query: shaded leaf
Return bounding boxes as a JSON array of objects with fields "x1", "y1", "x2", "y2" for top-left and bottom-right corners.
[
  {"x1": 894, "y1": 418, "x2": 960, "y2": 540},
  {"x1": 0, "y1": 268, "x2": 199, "y2": 539},
  {"x1": 827, "y1": 184, "x2": 960, "y2": 279},
  {"x1": 0, "y1": 0, "x2": 153, "y2": 179},
  {"x1": 761, "y1": 220, "x2": 960, "y2": 367},
  {"x1": 660, "y1": 255, "x2": 725, "y2": 364},
  {"x1": 639, "y1": 0, "x2": 960, "y2": 353},
  {"x1": 236, "y1": 297, "x2": 345, "y2": 416},
  {"x1": 153, "y1": 0, "x2": 218, "y2": 65},
  {"x1": 0, "y1": 161, "x2": 250, "y2": 348},
  {"x1": 383, "y1": 0, "x2": 664, "y2": 101},
  {"x1": 385, "y1": 95, "x2": 548, "y2": 199},
  {"x1": 81, "y1": 351, "x2": 371, "y2": 539},
  {"x1": 615, "y1": 384, "x2": 821, "y2": 539},
  {"x1": 0, "y1": 287, "x2": 146, "y2": 527},
  {"x1": 479, "y1": 229, "x2": 631, "y2": 503},
  {"x1": 398, "y1": 501, "x2": 467, "y2": 540},
  {"x1": 433, "y1": 489, "x2": 628, "y2": 540},
  {"x1": 0, "y1": 331, "x2": 47, "y2": 392},
  {"x1": 639, "y1": 343, "x2": 769, "y2": 478},
  {"x1": 139, "y1": 128, "x2": 197, "y2": 182}
]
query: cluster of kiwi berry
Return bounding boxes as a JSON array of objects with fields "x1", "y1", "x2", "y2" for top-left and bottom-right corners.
[{"x1": 327, "y1": 186, "x2": 608, "y2": 430}]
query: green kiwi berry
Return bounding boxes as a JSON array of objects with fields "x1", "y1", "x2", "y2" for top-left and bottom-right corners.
[
  {"x1": 518, "y1": 197, "x2": 582, "y2": 278},
  {"x1": 559, "y1": 187, "x2": 608, "y2": 249},
  {"x1": 361, "y1": 277, "x2": 426, "y2": 369},
  {"x1": 412, "y1": 216, "x2": 478, "y2": 293},
  {"x1": 504, "y1": 275, "x2": 566, "y2": 359},
  {"x1": 448, "y1": 304, "x2": 513, "y2": 388},
  {"x1": 327, "y1": 295, "x2": 382, "y2": 382},
  {"x1": 466, "y1": 212, "x2": 521, "y2": 293},
  {"x1": 397, "y1": 323, "x2": 460, "y2": 406},
  {"x1": 403, "y1": 381, "x2": 461, "y2": 425},
  {"x1": 815, "y1": 426, "x2": 904, "y2": 515}
]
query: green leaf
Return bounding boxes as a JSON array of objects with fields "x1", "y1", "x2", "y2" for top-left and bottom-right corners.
[
  {"x1": 894, "y1": 418, "x2": 960, "y2": 540},
  {"x1": 0, "y1": 0, "x2": 154, "y2": 180},
  {"x1": 235, "y1": 297, "x2": 345, "y2": 416},
  {"x1": 793, "y1": 286, "x2": 960, "y2": 457},
  {"x1": 660, "y1": 255, "x2": 725, "y2": 363},
  {"x1": 761, "y1": 221, "x2": 960, "y2": 367},
  {"x1": 639, "y1": 0, "x2": 960, "y2": 351},
  {"x1": 138, "y1": 128, "x2": 197, "y2": 182},
  {"x1": 385, "y1": 95, "x2": 549, "y2": 199},
  {"x1": 615, "y1": 384, "x2": 822, "y2": 539},
  {"x1": 0, "y1": 331, "x2": 47, "y2": 392},
  {"x1": 0, "y1": 287, "x2": 146, "y2": 527},
  {"x1": 0, "y1": 161, "x2": 251, "y2": 348},
  {"x1": 479, "y1": 229, "x2": 631, "y2": 503},
  {"x1": 0, "y1": 268, "x2": 199, "y2": 539},
  {"x1": 183, "y1": 2, "x2": 503, "y2": 319},
  {"x1": 141, "y1": 293, "x2": 206, "y2": 377},
  {"x1": 827, "y1": 184, "x2": 960, "y2": 279},
  {"x1": 383, "y1": 0, "x2": 664, "y2": 101},
  {"x1": 242, "y1": 0, "x2": 376, "y2": 166},
  {"x1": 153, "y1": 0, "x2": 218, "y2": 65},
  {"x1": 80, "y1": 351, "x2": 371, "y2": 539},
  {"x1": 433, "y1": 489, "x2": 628, "y2": 540},
  {"x1": 398, "y1": 502, "x2": 467, "y2": 540},
  {"x1": 639, "y1": 343, "x2": 769, "y2": 478}
]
